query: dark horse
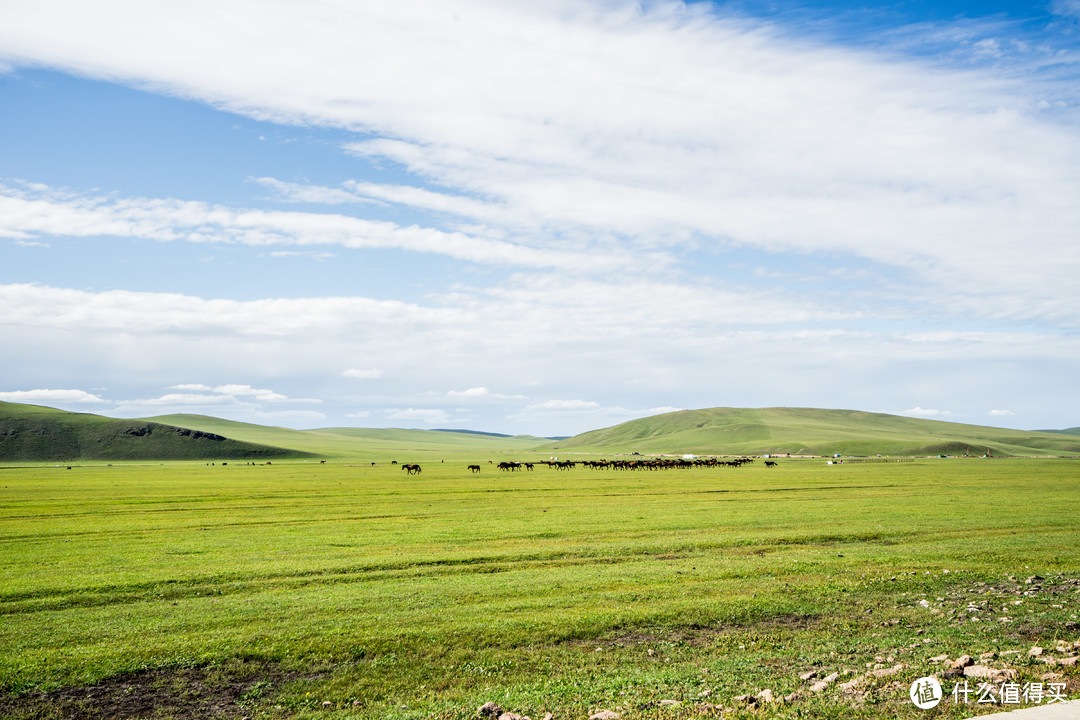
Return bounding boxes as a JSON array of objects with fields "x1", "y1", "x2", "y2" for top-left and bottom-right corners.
[
  {"x1": 468, "y1": 465, "x2": 481, "y2": 473},
  {"x1": 402, "y1": 464, "x2": 422, "y2": 475}
]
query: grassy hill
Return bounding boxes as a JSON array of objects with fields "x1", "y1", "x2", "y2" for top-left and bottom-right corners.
[
  {"x1": 145, "y1": 414, "x2": 552, "y2": 460},
  {"x1": 1037, "y1": 426, "x2": 1080, "y2": 436},
  {"x1": 551, "y1": 407, "x2": 1080, "y2": 457},
  {"x1": 0, "y1": 402, "x2": 311, "y2": 462},
  {"x1": 6, "y1": 402, "x2": 1079, "y2": 462}
]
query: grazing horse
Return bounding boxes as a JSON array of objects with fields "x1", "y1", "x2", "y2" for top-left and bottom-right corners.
[
  {"x1": 764, "y1": 460, "x2": 777, "y2": 468},
  {"x1": 402, "y1": 464, "x2": 422, "y2": 475},
  {"x1": 468, "y1": 464, "x2": 481, "y2": 473}
]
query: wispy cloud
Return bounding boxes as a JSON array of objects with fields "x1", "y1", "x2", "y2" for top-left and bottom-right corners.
[
  {"x1": 0, "y1": 388, "x2": 105, "y2": 403},
  {"x1": 899, "y1": 407, "x2": 953, "y2": 418},
  {"x1": 383, "y1": 408, "x2": 451, "y2": 425},
  {"x1": 0, "y1": 182, "x2": 644, "y2": 272}
]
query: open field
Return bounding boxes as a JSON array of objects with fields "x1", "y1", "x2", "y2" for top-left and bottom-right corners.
[{"x1": 1, "y1": 457, "x2": 1079, "y2": 719}]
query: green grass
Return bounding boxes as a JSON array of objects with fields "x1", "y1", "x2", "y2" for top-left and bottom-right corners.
[
  {"x1": 1, "y1": 457, "x2": 1078, "y2": 718},
  {"x1": 554, "y1": 407, "x2": 1080, "y2": 456},
  {"x1": 8, "y1": 402, "x2": 1080, "y2": 464},
  {"x1": 0, "y1": 402, "x2": 311, "y2": 462},
  {"x1": 145, "y1": 414, "x2": 554, "y2": 460}
]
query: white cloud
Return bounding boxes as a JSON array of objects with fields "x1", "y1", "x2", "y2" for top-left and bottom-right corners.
[
  {"x1": 268, "y1": 250, "x2": 335, "y2": 260},
  {"x1": 646, "y1": 406, "x2": 684, "y2": 415},
  {"x1": 383, "y1": 408, "x2": 451, "y2": 424},
  {"x1": 0, "y1": 388, "x2": 105, "y2": 403},
  {"x1": 526, "y1": 399, "x2": 601, "y2": 411},
  {"x1": 0, "y1": 181, "x2": 649, "y2": 273},
  {"x1": 447, "y1": 387, "x2": 489, "y2": 399},
  {"x1": 989, "y1": 409, "x2": 1015, "y2": 417},
  {"x1": 899, "y1": 407, "x2": 953, "y2": 418},
  {"x1": 1050, "y1": 0, "x2": 1080, "y2": 20}
]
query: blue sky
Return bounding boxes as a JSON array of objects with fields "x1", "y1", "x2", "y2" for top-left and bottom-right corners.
[{"x1": 2, "y1": 0, "x2": 1079, "y2": 436}]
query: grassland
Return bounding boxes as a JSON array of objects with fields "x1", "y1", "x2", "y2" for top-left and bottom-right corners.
[
  {"x1": 1, "y1": 455, "x2": 1078, "y2": 719},
  {"x1": 553, "y1": 407, "x2": 1080, "y2": 457},
  {"x1": 144, "y1": 414, "x2": 553, "y2": 459},
  {"x1": 0, "y1": 403, "x2": 311, "y2": 463}
]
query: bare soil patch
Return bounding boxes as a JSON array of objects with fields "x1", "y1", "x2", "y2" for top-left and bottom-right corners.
[{"x1": 0, "y1": 661, "x2": 306, "y2": 720}]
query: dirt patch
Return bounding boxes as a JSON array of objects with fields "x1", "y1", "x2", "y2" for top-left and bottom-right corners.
[
  {"x1": 578, "y1": 613, "x2": 820, "y2": 650},
  {"x1": 0, "y1": 661, "x2": 307, "y2": 720}
]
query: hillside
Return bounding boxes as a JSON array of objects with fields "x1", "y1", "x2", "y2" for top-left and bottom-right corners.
[
  {"x1": 145, "y1": 414, "x2": 552, "y2": 458},
  {"x1": 0, "y1": 402, "x2": 310, "y2": 462},
  {"x1": 6, "y1": 402, "x2": 1079, "y2": 462},
  {"x1": 1037, "y1": 427, "x2": 1080, "y2": 436},
  {"x1": 551, "y1": 407, "x2": 1080, "y2": 457}
]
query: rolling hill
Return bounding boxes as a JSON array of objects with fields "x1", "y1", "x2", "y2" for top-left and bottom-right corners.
[
  {"x1": 144, "y1": 414, "x2": 552, "y2": 458},
  {"x1": 4, "y1": 402, "x2": 1079, "y2": 462},
  {"x1": 1037, "y1": 426, "x2": 1080, "y2": 436},
  {"x1": 550, "y1": 407, "x2": 1080, "y2": 457},
  {"x1": 0, "y1": 402, "x2": 312, "y2": 462}
]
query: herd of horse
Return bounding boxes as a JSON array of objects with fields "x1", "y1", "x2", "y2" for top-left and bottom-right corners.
[{"x1": 397, "y1": 456, "x2": 773, "y2": 475}]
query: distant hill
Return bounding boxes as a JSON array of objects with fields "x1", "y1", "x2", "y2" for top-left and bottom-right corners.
[
  {"x1": 432, "y1": 428, "x2": 513, "y2": 438},
  {"x1": 145, "y1": 414, "x2": 552, "y2": 458},
  {"x1": 1036, "y1": 427, "x2": 1080, "y2": 436},
  {"x1": 0, "y1": 402, "x2": 310, "y2": 462},
  {"x1": 6, "y1": 402, "x2": 1078, "y2": 462},
  {"x1": 551, "y1": 407, "x2": 1080, "y2": 457}
]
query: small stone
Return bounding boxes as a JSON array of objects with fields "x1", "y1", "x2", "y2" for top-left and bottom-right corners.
[
  {"x1": 1058, "y1": 656, "x2": 1078, "y2": 667},
  {"x1": 733, "y1": 694, "x2": 758, "y2": 706},
  {"x1": 929, "y1": 654, "x2": 949, "y2": 662},
  {"x1": 839, "y1": 678, "x2": 864, "y2": 693},
  {"x1": 964, "y1": 665, "x2": 1017, "y2": 682},
  {"x1": 658, "y1": 699, "x2": 680, "y2": 706},
  {"x1": 871, "y1": 664, "x2": 905, "y2": 678},
  {"x1": 757, "y1": 689, "x2": 775, "y2": 704},
  {"x1": 784, "y1": 692, "x2": 803, "y2": 703},
  {"x1": 497, "y1": 713, "x2": 530, "y2": 720},
  {"x1": 799, "y1": 670, "x2": 818, "y2": 681},
  {"x1": 1028, "y1": 646, "x2": 1044, "y2": 657},
  {"x1": 588, "y1": 711, "x2": 620, "y2": 720},
  {"x1": 952, "y1": 655, "x2": 975, "y2": 669},
  {"x1": 478, "y1": 702, "x2": 504, "y2": 718},
  {"x1": 809, "y1": 681, "x2": 830, "y2": 693},
  {"x1": 322, "y1": 700, "x2": 333, "y2": 706}
]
